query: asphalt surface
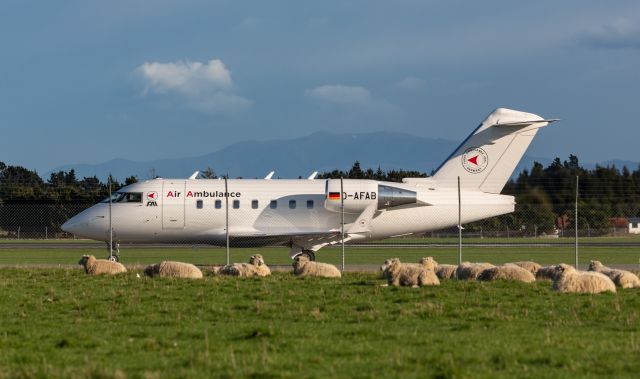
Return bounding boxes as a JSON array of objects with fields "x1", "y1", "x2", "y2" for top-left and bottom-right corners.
[{"x1": 3, "y1": 242, "x2": 640, "y2": 249}]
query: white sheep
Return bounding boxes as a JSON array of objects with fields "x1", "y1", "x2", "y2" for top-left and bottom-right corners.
[
  {"x1": 293, "y1": 256, "x2": 341, "y2": 278},
  {"x1": 552, "y1": 264, "x2": 616, "y2": 294},
  {"x1": 535, "y1": 266, "x2": 558, "y2": 281},
  {"x1": 455, "y1": 262, "x2": 495, "y2": 280},
  {"x1": 217, "y1": 254, "x2": 271, "y2": 277},
  {"x1": 418, "y1": 257, "x2": 457, "y2": 279},
  {"x1": 418, "y1": 256, "x2": 438, "y2": 271},
  {"x1": 435, "y1": 264, "x2": 458, "y2": 279},
  {"x1": 144, "y1": 261, "x2": 203, "y2": 279},
  {"x1": 508, "y1": 261, "x2": 542, "y2": 275},
  {"x1": 378, "y1": 256, "x2": 436, "y2": 274},
  {"x1": 381, "y1": 258, "x2": 440, "y2": 287},
  {"x1": 587, "y1": 260, "x2": 640, "y2": 289},
  {"x1": 78, "y1": 255, "x2": 127, "y2": 275},
  {"x1": 477, "y1": 265, "x2": 536, "y2": 283}
]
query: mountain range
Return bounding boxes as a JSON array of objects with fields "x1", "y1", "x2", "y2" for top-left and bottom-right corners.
[{"x1": 49, "y1": 131, "x2": 638, "y2": 181}]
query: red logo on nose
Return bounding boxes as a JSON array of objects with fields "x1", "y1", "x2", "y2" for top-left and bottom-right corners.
[
  {"x1": 468, "y1": 155, "x2": 479, "y2": 165},
  {"x1": 147, "y1": 192, "x2": 158, "y2": 201}
]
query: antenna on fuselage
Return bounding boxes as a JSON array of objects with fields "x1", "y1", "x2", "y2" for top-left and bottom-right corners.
[
  {"x1": 188, "y1": 171, "x2": 200, "y2": 180},
  {"x1": 264, "y1": 171, "x2": 275, "y2": 180},
  {"x1": 307, "y1": 171, "x2": 318, "y2": 180}
]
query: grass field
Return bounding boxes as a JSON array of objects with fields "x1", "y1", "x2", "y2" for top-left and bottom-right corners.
[
  {"x1": 0, "y1": 268, "x2": 639, "y2": 378},
  {"x1": 1, "y1": 245, "x2": 640, "y2": 269}
]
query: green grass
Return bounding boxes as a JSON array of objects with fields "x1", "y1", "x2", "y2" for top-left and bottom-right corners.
[
  {"x1": 0, "y1": 269, "x2": 639, "y2": 378},
  {"x1": 1, "y1": 246, "x2": 640, "y2": 268}
]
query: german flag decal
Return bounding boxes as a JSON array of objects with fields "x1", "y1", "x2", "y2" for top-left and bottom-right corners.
[{"x1": 328, "y1": 192, "x2": 341, "y2": 200}]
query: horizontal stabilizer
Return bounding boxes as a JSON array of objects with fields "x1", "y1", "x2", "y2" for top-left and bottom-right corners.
[{"x1": 492, "y1": 119, "x2": 560, "y2": 128}]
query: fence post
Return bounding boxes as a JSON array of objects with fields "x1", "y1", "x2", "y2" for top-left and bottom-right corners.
[
  {"x1": 458, "y1": 176, "x2": 462, "y2": 265},
  {"x1": 575, "y1": 175, "x2": 579, "y2": 269},
  {"x1": 108, "y1": 175, "x2": 113, "y2": 259},
  {"x1": 225, "y1": 175, "x2": 230, "y2": 265},
  {"x1": 341, "y1": 177, "x2": 345, "y2": 272},
  {"x1": 45, "y1": 226, "x2": 48, "y2": 240},
  {"x1": 17, "y1": 226, "x2": 20, "y2": 240}
]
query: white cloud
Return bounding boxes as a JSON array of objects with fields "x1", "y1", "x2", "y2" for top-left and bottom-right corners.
[
  {"x1": 393, "y1": 77, "x2": 425, "y2": 92},
  {"x1": 305, "y1": 84, "x2": 372, "y2": 105},
  {"x1": 137, "y1": 58, "x2": 250, "y2": 114},
  {"x1": 582, "y1": 18, "x2": 640, "y2": 49}
]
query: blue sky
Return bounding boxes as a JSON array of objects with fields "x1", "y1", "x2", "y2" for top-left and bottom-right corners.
[{"x1": 1, "y1": 0, "x2": 639, "y2": 173}]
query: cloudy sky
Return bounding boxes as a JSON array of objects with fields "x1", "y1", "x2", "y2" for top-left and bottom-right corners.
[{"x1": 1, "y1": 0, "x2": 639, "y2": 173}]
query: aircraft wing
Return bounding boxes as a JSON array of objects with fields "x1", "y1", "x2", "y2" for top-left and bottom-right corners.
[{"x1": 226, "y1": 229, "x2": 343, "y2": 248}]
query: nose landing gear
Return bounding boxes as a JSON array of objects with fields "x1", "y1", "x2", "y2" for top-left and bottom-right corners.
[{"x1": 106, "y1": 241, "x2": 120, "y2": 262}]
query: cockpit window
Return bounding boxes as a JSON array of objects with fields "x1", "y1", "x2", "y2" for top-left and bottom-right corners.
[{"x1": 101, "y1": 192, "x2": 143, "y2": 203}]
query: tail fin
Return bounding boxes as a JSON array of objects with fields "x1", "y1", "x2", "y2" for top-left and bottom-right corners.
[{"x1": 431, "y1": 108, "x2": 557, "y2": 193}]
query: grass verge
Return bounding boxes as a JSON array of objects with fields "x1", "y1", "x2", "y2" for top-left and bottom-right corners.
[{"x1": 0, "y1": 269, "x2": 638, "y2": 378}]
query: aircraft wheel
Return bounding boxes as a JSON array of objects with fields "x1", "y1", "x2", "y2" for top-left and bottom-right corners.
[
  {"x1": 107, "y1": 255, "x2": 120, "y2": 262},
  {"x1": 300, "y1": 250, "x2": 316, "y2": 261}
]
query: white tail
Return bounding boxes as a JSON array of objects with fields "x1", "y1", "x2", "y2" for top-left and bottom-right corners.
[{"x1": 431, "y1": 108, "x2": 557, "y2": 193}]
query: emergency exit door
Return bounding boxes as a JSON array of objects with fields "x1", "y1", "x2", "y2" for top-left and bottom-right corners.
[{"x1": 162, "y1": 181, "x2": 185, "y2": 229}]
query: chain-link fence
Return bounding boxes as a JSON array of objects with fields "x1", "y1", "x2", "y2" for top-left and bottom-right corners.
[{"x1": 1, "y1": 179, "x2": 640, "y2": 271}]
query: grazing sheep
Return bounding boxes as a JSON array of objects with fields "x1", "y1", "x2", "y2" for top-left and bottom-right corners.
[
  {"x1": 508, "y1": 261, "x2": 542, "y2": 275},
  {"x1": 217, "y1": 254, "x2": 271, "y2": 277},
  {"x1": 552, "y1": 264, "x2": 616, "y2": 294},
  {"x1": 381, "y1": 258, "x2": 440, "y2": 287},
  {"x1": 248, "y1": 254, "x2": 271, "y2": 277},
  {"x1": 435, "y1": 264, "x2": 458, "y2": 280},
  {"x1": 78, "y1": 255, "x2": 127, "y2": 275},
  {"x1": 144, "y1": 261, "x2": 203, "y2": 279},
  {"x1": 587, "y1": 260, "x2": 640, "y2": 289},
  {"x1": 418, "y1": 256, "x2": 438, "y2": 271},
  {"x1": 456, "y1": 262, "x2": 495, "y2": 280},
  {"x1": 477, "y1": 265, "x2": 536, "y2": 283},
  {"x1": 535, "y1": 266, "x2": 558, "y2": 281},
  {"x1": 293, "y1": 256, "x2": 341, "y2": 278},
  {"x1": 379, "y1": 258, "x2": 421, "y2": 274}
]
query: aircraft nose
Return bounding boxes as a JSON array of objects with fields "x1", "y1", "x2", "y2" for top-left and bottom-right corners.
[{"x1": 61, "y1": 216, "x2": 81, "y2": 235}]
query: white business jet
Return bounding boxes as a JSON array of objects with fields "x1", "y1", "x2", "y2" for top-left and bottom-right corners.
[{"x1": 62, "y1": 108, "x2": 557, "y2": 261}]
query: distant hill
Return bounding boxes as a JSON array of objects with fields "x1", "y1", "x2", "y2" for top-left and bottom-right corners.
[
  {"x1": 50, "y1": 130, "x2": 630, "y2": 181},
  {"x1": 50, "y1": 131, "x2": 459, "y2": 180}
]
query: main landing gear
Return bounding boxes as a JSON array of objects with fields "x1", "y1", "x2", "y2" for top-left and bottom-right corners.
[
  {"x1": 106, "y1": 241, "x2": 120, "y2": 262},
  {"x1": 290, "y1": 245, "x2": 317, "y2": 261},
  {"x1": 300, "y1": 250, "x2": 316, "y2": 261}
]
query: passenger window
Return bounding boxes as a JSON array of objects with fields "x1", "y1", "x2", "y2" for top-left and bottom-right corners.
[
  {"x1": 215, "y1": 200, "x2": 222, "y2": 209},
  {"x1": 233, "y1": 200, "x2": 240, "y2": 209},
  {"x1": 196, "y1": 200, "x2": 203, "y2": 209},
  {"x1": 307, "y1": 200, "x2": 314, "y2": 209},
  {"x1": 289, "y1": 200, "x2": 296, "y2": 209},
  {"x1": 270, "y1": 200, "x2": 277, "y2": 209},
  {"x1": 252, "y1": 200, "x2": 259, "y2": 209}
]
